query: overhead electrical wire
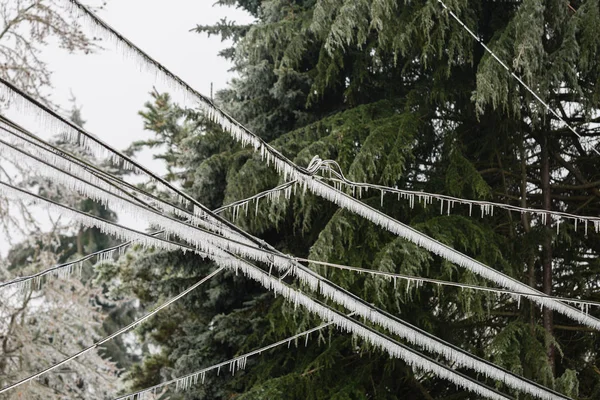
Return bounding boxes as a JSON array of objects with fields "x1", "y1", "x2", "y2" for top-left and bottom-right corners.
[
  {"x1": 114, "y1": 313, "x2": 357, "y2": 400},
  {"x1": 0, "y1": 267, "x2": 225, "y2": 395},
  {"x1": 26, "y1": 2, "x2": 599, "y2": 332},
  {"x1": 212, "y1": 180, "x2": 297, "y2": 215},
  {"x1": 296, "y1": 258, "x2": 600, "y2": 311},
  {"x1": 0, "y1": 178, "x2": 570, "y2": 400},
  {"x1": 314, "y1": 161, "x2": 600, "y2": 234},
  {"x1": 436, "y1": 0, "x2": 600, "y2": 156}
]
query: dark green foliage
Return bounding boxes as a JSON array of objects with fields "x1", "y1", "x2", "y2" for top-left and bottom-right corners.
[{"x1": 111, "y1": 0, "x2": 600, "y2": 398}]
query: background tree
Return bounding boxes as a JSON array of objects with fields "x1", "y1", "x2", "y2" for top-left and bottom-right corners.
[
  {"x1": 0, "y1": 100, "x2": 130, "y2": 399},
  {"x1": 0, "y1": 0, "x2": 103, "y2": 104}
]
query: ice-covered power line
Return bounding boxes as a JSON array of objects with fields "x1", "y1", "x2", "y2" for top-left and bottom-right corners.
[
  {"x1": 297, "y1": 258, "x2": 600, "y2": 311},
  {"x1": 43, "y1": 2, "x2": 600, "y2": 333},
  {"x1": 0, "y1": 180, "x2": 567, "y2": 399},
  {"x1": 313, "y1": 161, "x2": 600, "y2": 235},
  {"x1": 0, "y1": 3, "x2": 586, "y2": 396},
  {"x1": 213, "y1": 180, "x2": 297, "y2": 216},
  {"x1": 0, "y1": 267, "x2": 224, "y2": 395},
  {"x1": 436, "y1": 0, "x2": 600, "y2": 156},
  {"x1": 114, "y1": 314, "x2": 355, "y2": 400}
]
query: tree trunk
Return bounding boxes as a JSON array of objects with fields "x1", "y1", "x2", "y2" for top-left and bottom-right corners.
[
  {"x1": 540, "y1": 133, "x2": 555, "y2": 372},
  {"x1": 520, "y1": 140, "x2": 536, "y2": 332}
]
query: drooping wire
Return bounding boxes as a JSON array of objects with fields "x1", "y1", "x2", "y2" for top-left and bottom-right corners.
[
  {"x1": 436, "y1": 0, "x2": 600, "y2": 156},
  {"x1": 0, "y1": 267, "x2": 225, "y2": 395},
  {"x1": 297, "y1": 258, "x2": 600, "y2": 310},
  {"x1": 114, "y1": 312, "x2": 357, "y2": 400},
  {"x1": 310, "y1": 158, "x2": 600, "y2": 234}
]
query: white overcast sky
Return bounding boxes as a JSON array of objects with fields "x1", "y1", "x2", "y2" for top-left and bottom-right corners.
[{"x1": 0, "y1": 1, "x2": 252, "y2": 256}]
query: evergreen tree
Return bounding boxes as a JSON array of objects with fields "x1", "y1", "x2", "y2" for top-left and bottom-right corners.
[{"x1": 110, "y1": 1, "x2": 600, "y2": 398}]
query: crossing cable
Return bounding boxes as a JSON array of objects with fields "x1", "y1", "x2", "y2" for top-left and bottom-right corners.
[
  {"x1": 0, "y1": 60, "x2": 595, "y2": 346},
  {"x1": 21, "y1": 3, "x2": 600, "y2": 331},
  {"x1": 436, "y1": 0, "x2": 600, "y2": 156},
  {"x1": 0, "y1": 180, "x2": 569, "y2": 400},
  {"x1": 296, "y1": 258, "x2": 600, "y2": 310},
  {"x1": 0, "y1": 267, "x2": 225, "y2": 395},
  {"x1": 5, "y1": 175, "x2": 599, "y2": 314},
  {"x1": 0, "y1": 184, "x2": 513, "y2": 399},
  {"x1": 114, "y1": 313, "x2": 357, "y2": 400},
  {"x1": 113, "y1": 307, "x2": 508, "y2": 400}
]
